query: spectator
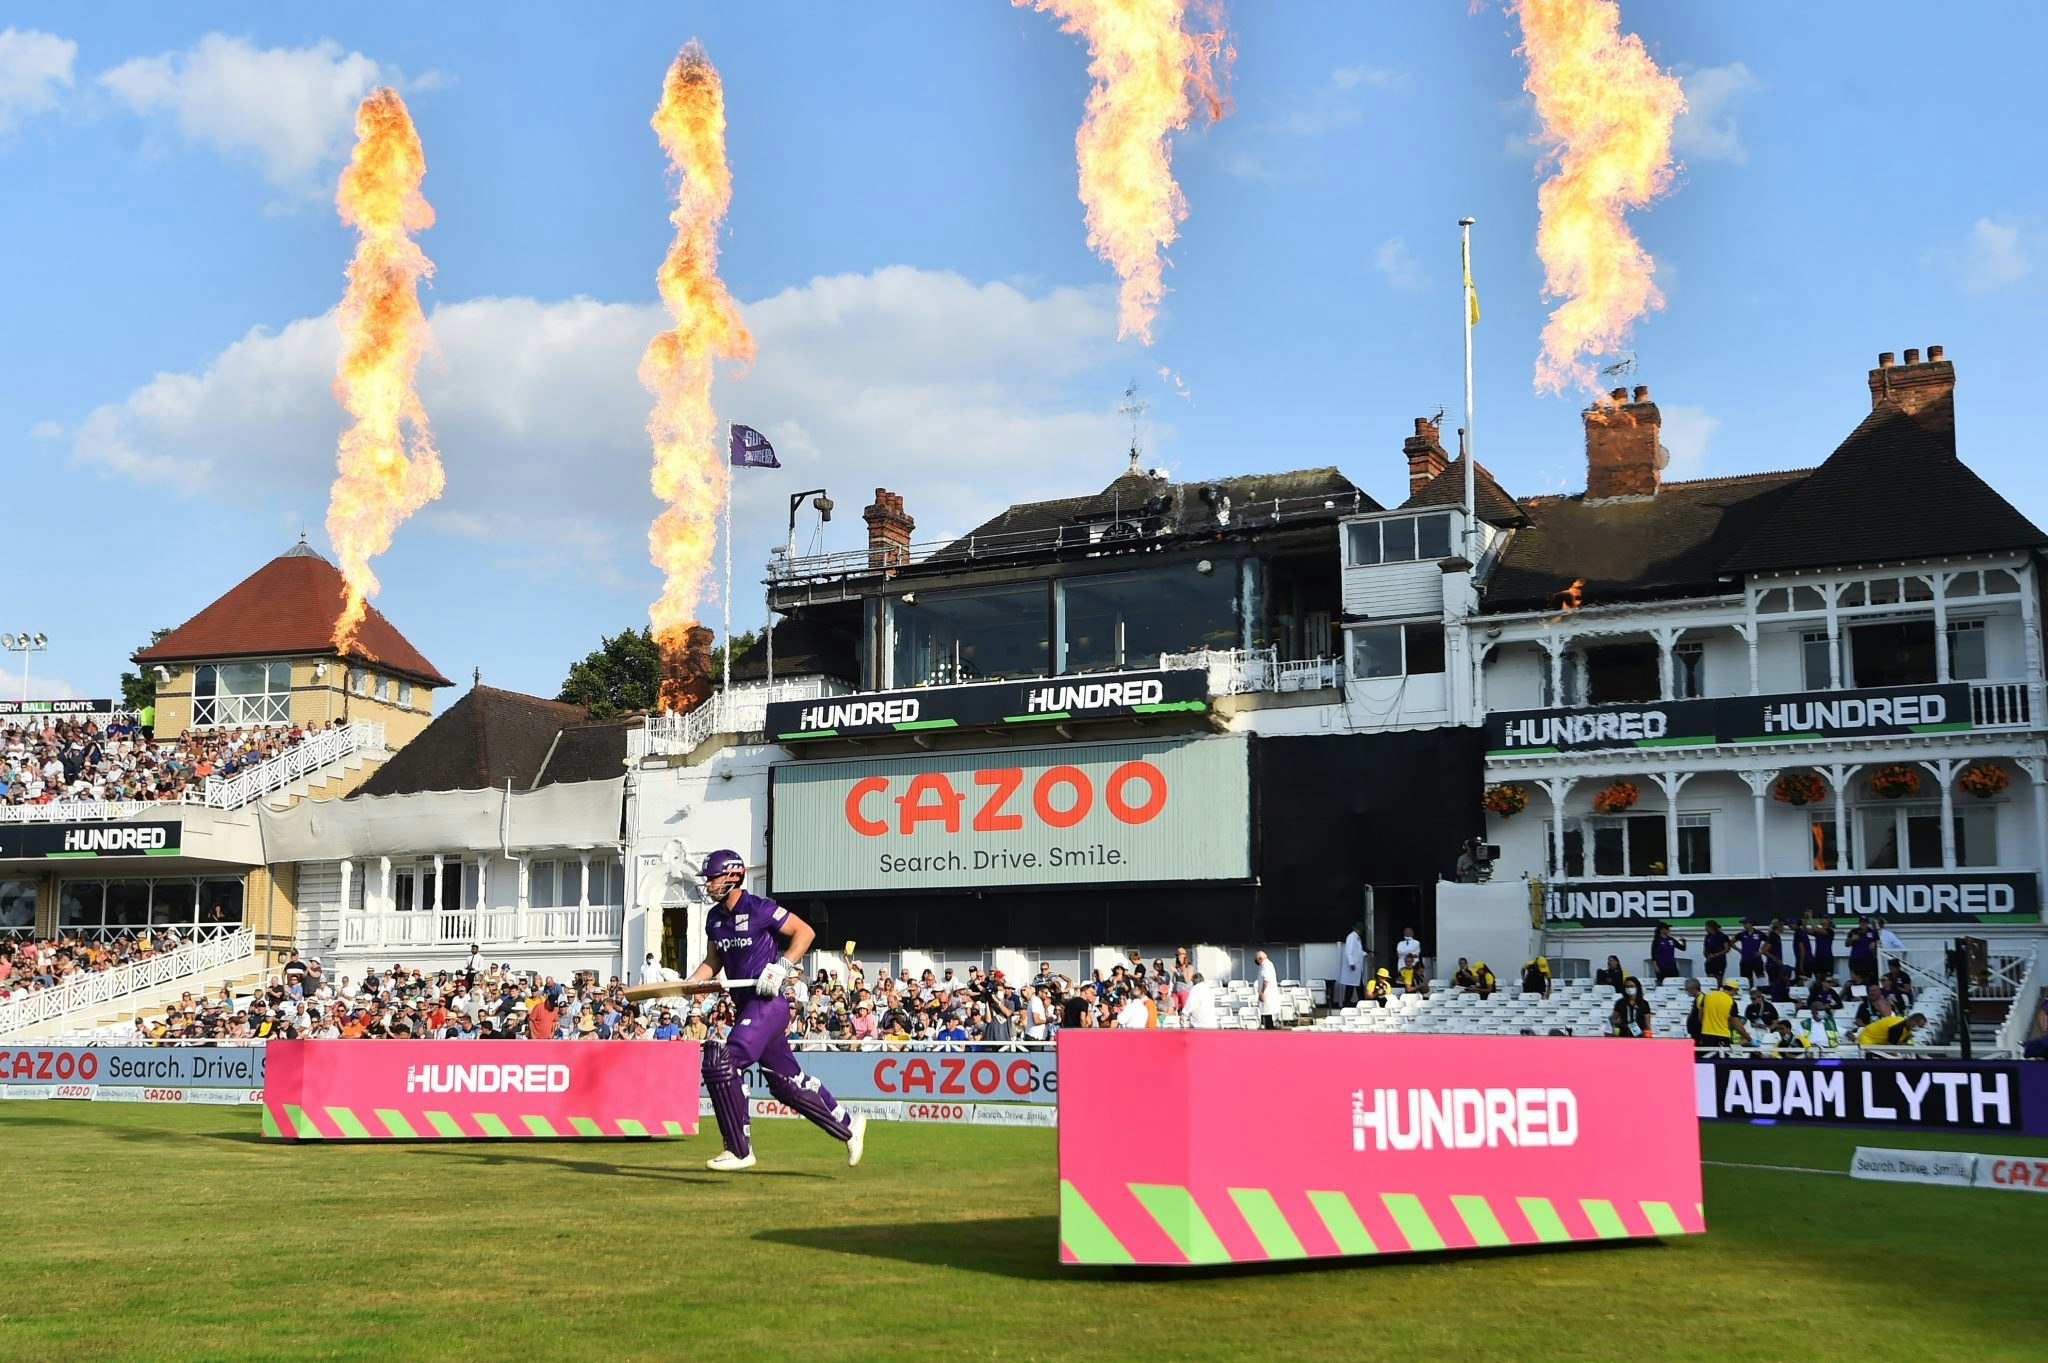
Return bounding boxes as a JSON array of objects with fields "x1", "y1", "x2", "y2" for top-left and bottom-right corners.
[
  {"x1": 1845, "y1": 922, "x2": 1880, "y2": 984},
  {"x1": 1680, "y1": 978, "x2": 1704, "y2": 1041},
  {"x1": 1649, "y1": 925, "x2": 1686, "y2": 984},
  {"x1": 1363, "y1": 968, "x2": 1391, "y2": 1007},
  {"x1": 1735, "y1": 919, "x2": 1765, "y2": 986},
  {"x1": 1336, "y1": 928, "x2": 1364, "y2": 1008},
  {"x1": 1609, "y1": 977, "x2": 1651, "y2": 1039},
  {"x1": 1594, "y1": 955, "x2": 1627, "y2": 993},
  {"x1": 1701, "y1": 921, "x2": 1731, "y2": 983},
  {"x1": 2021, "y1": 994, "x2": 2048, "y2": 1061},
  {"x1": 1811, "y1": 916, "x2": 1837, "y2": 979},
  {"x1": 1696, "y1": 980, "x2": 1751, "y2": 1050},
  {"x1": 1468, "y1": 961, "x2": 1496, "y2": 1000},
  {"x1": 1856, "y1": 1012, "x2": 1924, "y2": 1048},
  {"x1": 1255, "y1": 950, "x2": 1279, "y2": 1030},
  {"x1": 1451, "y1": 957, "x2": 1476, "y2": 991},
  {"x1": 1519, "y1": 957, "x2": 1551, "y2": 999},
  {"x1": 1182, "y1": 973, "x2": 1218, "y2": 1029},
  {"x1": 0, "y1": 716, "x2": 318, "y2": 808},
  {"x1": 1768, "y1": 1018, "x2": 1811, "y2": 1059},
  {"x1": 1394, "y1": 928, "x2": 1423, "y2": 976},
  {"x1": 1742, "y1": 990, "x2": 1780, "y2": 1030}
]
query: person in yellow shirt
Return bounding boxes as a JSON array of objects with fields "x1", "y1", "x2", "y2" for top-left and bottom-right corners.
[
  {"x1": 1695, "y1": 979, "x2": 1751, "y2": 1050},
  {"x1": 1767, "y1": 1018, "x2": 1811, "y2": 1058},
  {"x1": 1856, "y1": 1012, "x2": 1924, "y2": 1047}
]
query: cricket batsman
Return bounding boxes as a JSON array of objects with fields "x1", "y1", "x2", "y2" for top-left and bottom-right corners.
[{"x1": 689, "y1": 849, "x2": 867, "y2": 1172}]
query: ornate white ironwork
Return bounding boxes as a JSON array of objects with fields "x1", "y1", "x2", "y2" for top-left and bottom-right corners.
[
  {"x1": 637, "y1": 679, "x2": 837, "y2": 758},
  {"x1": 0, "y1": 927, "x2": 254, "y2": 1037},
  {"x1": 337, "y1": 907, "x2": 624, "y2": 950}
]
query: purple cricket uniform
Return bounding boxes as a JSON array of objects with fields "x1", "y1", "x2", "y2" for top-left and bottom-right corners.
[{"x1": 700, "y1": 889, "x2": 853, "y2": 1160}]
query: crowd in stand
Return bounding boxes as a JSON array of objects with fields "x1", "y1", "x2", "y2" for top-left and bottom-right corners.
[
  {"x1": 132, "y1": 947, "x2": 1219, "y2": 1044},
  {"x1": 0, "y1": 929, "x2": 189, "y2": 1000},
  {"x1": 0, "y1": 716, "x2": 329, "y2": 807}
]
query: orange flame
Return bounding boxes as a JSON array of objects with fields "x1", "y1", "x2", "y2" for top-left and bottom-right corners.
[
  {"x1": 1016, "y1": 0, "x2": 1233, "y2": 344},
  {"x1": 657, "y1": 623, "x2": 716, "y2": 718},
  {"x1": 1511, "y1": 0, "x2": 1685, "y2": 396},
  {"x1": 325, "y1": 87, "x2": 443, "y2": 656},
  {"x1": 638, "y1": 42, "x2": 755, "y2": 709},
  {"x1": 1557, "y1": 577, "x2": 1585, "y2": 612}
]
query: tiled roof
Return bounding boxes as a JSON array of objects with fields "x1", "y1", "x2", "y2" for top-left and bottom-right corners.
[
  {"x1": 1483, "y1": 470, "x2": 1811, "y2": 612},
  {"x1": 1723, "y1": 395, "x2": 2047, "y2": 572},
  {"x1": 354, "y1": 686, "x2": 590, "y2": 796},
  {"x1": 135, "y1": 542, "x2": 450, "y2": 686},
  {"x1": 939, "y1": 466, "x2": 1374, "y2": 557},
  {"x1": 1401, "y1": 456, "x2": 1530, "y2": 527},
  {"x1": 533, "y1": 720, "x2": 634, "y2": 789}
]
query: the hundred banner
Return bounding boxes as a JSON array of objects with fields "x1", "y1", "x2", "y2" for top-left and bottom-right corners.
[
  {"x1": 1055, "y1": 1031, "x2": 1702, "y2": 1267},
  {"x1": 262, "y1": 1039, "x2": 700, "y2": 1140}
]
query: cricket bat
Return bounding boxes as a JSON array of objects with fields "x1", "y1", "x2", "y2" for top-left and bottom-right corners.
[{"x1": 623, "y1": 977, "x2": 758, "y2": 1002}]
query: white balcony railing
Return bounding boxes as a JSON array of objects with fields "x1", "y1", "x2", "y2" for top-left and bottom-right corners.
[
  {"x1": 338, "y1": 907, "x2": 625, "y2": 952},
  {"x1": 1970, "y1": 680, "x2": 2036, "y2": 729},
  {"x1": 189, "y1": 722, "x2": 384, "y2": 809},
  {"x1": 0, "y1": 927, "x2": 255, "y2": 1037},
  {"x1": 0, "y1": 800, "x2": 159, "y2": 825},
  {"x1": 636, "y1": 679, "x2": 841, "y2": 758},
  {"x1": 1159, "y1": 646, "x2": 1338, "y2": 696}
]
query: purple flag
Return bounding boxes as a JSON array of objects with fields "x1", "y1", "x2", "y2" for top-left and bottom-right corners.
[{"x1": 728, "y1": 424, "x2": 780, "y2": 468}]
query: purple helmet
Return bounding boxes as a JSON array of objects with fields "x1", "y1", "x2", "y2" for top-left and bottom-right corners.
[{"x1": 700, "y1": 849, "x2": 745, "y2": 879}]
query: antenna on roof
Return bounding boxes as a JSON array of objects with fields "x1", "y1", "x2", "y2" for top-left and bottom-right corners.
[{"x1": 1118, "y1": 379, "x2": 1149, "y2": 473}]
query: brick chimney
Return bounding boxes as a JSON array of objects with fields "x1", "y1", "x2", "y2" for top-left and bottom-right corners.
[
  {"x1": 1583, "y1": 385, "x2": 1665, "y2": 500},
  {"x1": 862, "y1": 488, "x2": 914, "y2": 569},
  {"x1": 1867, "y1": 345, "x2": 1955, "y2": 415},
  {"x1": 1403, "y1": 416, "x2": 1450, "y2": 496}
]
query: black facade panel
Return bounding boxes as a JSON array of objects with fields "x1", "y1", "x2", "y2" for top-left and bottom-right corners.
[{"x1": 773, "y1": 727, "x2": 1484, "y2": 950}]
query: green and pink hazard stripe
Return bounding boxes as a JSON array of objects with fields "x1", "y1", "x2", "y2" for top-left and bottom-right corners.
[
  {"x1": 261, "y1": 1039, "x2": 700, "y2": 1141},
  {"x1": 1056, "y1": 1031, "x2": 1705, "y2": 1267}
]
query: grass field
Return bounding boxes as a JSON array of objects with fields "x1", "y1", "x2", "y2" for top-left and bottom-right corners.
[{"x1": 3, "y1": 1104, "x2": 2045, "y2": 1363}]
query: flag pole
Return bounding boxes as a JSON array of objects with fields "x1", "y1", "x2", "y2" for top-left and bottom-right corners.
[
  {"x1": 1459, "y1": 216, "x2": 1477, "y2": 560},
  {"x1": 722, "y1": 426, "x2": 734, "y2": 700}
]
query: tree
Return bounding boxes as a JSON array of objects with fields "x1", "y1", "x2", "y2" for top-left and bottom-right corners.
[
  {"x1": 557, "y1": 628, "x2": 661, "y2": 719},
  {"x1": 118, "y1": 629, "x2": 173, "y2": 712}
]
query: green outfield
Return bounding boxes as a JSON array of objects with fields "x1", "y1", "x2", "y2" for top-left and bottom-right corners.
[{"x1": 2, "y1": 1105, "x2": 2044, "y2": 1363}]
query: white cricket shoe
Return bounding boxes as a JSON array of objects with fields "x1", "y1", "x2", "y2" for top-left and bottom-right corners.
[
  {"x1": 846, "y1": 1113, "x2": 868, "y2": 1168},
  {"x1": 705, "y1": 1149, "x2": 756, "y2": 1172}
]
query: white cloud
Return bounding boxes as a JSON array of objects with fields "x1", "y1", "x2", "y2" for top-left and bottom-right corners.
[
  {"x1": 0, "y1": 664, "x2": 79, "y2": 701},
  {"x1": 28, "y1": 419, "x2": 62, "y2": 440},
  {"x1": 98, "y1": 34, "x2": 430, "y2": 194},
  {"x1": 1956, "y1": 217, "x2": 2033, "y2": 294},
  {"x1": 1372, "y1": 237, "x2": 1430, "y2": 293},
  {"x1": 0, "y1": 27, "x2": 76, "y2": 130},
  {"x1": 69, "y1": 268, "x2": 1137, "y2": 593},
  {"x1": 1673, "y1": 63, "x2": 1760, "y2": 165},
  {"x1": 1658, "y1": 403, "x2": 1719, "y2": 481}
]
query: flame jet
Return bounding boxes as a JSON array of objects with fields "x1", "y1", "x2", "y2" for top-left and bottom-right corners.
[
  {"x1": 639, "y1": 42, "x2": 755, "y2": 712},
  {"x1": 1016, "y1": 0, "x2": 1233, "y2": 344},
  {"x1": 326, "y1": 87, "x2": 443, "y2": 655},
  {"x1": 1512, "y1": 0, "x2": 1685, "y2": 396}
]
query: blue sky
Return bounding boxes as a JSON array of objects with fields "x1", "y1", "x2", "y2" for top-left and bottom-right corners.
[{"x1": 4, "y1": 3, "x2": 2045, "y2": 702}]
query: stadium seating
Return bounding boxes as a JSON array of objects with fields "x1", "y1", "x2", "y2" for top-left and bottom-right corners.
[{"x1": 0, "y1": 717, "x2": 324, "y2": 807}]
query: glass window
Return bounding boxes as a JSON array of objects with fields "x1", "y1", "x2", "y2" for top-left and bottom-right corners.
[
  {"x1": 1985, "y1": 569, "x2": 2020, "y2": 595},
  {"x1": 1791, "y1": 587, "x2": 1826, "y2": 612},
  {"x1": 530, "y1": 861, "x2": 556, "y2": 909},
  {"x1": 1592, "y1": 822, "x2": 1626, "y2": 876},
  {"x1": 1346, "y1": 522, "x2": 1381, "y2": 566},
  {"x1": 200, "y1": 879, "x2": 244, "y2": 926},
  {"x1": 1946, "y1": 620, "x2": 1987, "y2": 681},
  {"x1": 58, "y1": 882, "x2": 101, "y2": 928},
  {"x1": 1560, "y1": 825, "x2": 1584, "y2": 878},
  {"x1": 1948, "y1": 573, "x2": 1981, "y2": 599},
  {"x1": 1416, "y1": 514, "x2": 1453, "y2": 560},
  {"x1": 1061, "y1": 567, "x2": 1239, "y2": 673},
  {"x1": 1677, "y1": 814, "x2": 1712, "y2": 875},
  {"x1": 1808, "y1": 817, "x2": 1841, "y2": 872},
  {"x1": 1382, "y1": 517, "x2": 1416, "y2": 563},
  {"x1": 1849, "y1": 619, "x2": 1936, "y2": 689},
  {"x1": 268, "y1": 660, "x2": 292, "y2": 691},
  {"x1": 1584, "y1": 815, "x2": 1667, "y2": 876},
  {"x1": 1405, "y1": 624, "x2": 1446, "y2": 675},
  {"x1": 1838, "y1": 583, "x2": 1866, "y2": 608},
  {"x1": 1349, "y1": 626, "x2": 1402, "y2": 680},
  {"x1": 1956, "y1": 805, "x2": 1997, "y2": 867},
  {"x1": 393, "y1": 869, "x2": 416, "y2": 913},
  {"x1": 1673, "y1": 641, "x2": 1705, "y2": 699},
  {"x1": 1754, "y1": 588, "x2": 1787, "y2": 614},
  {"x1": 149, "y1": 879, "x2": 196, "y2": 926},
  {"x1": 0, "y1": 879, "x2": 34, "y2": 929},
  {"x1": 104, "y1": 881, "x2": 149, "y2": 926},
  {"x1": 1584, "y1": 642, "x2": 1660, "y2": 704},
  {"x1": 1865, "y1": 578, "x2": 1900, "y2": 606},
  {"x1": 1903, "y1": 577, "x2": 1933, "y2": 603},
  {"x1": 1801, "y1": 632, "x2": 1833, "y2": 690},
  {"x1": 891, "y1": 584, "x2": 1048, "y2": 686},
  {"x1": 398, "y1": 680, "x2": 413, "y2": 708},
  {"x1": 192, "y1": 657, "x2": 290, "y2": 726}
]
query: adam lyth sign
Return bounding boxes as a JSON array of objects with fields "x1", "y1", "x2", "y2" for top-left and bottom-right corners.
[
  {"x1": 769, "y1": 736, "x2": 1250, "y2": 893},
  {"x1": 766, "y1": 669, "x2": 1207, "y2": 742}
]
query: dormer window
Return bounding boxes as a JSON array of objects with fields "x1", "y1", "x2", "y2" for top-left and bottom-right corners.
[{"x1": 1346, "y1": 512, "x2": 1453, "y2": 567}]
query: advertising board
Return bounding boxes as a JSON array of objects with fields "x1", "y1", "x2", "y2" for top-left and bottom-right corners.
[
  {"x1": 261, "y1": 1040, "x2": 700, "y2": 1140},
  {"x1": 1057, "y1": 1031, "x2": 1702, "y2": 1266},
  {"x1": 770, "y1": 735, "x2": 1251, "y2": 893}
]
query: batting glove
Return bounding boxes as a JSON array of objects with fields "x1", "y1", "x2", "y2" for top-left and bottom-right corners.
[{"x1": 756, "y1": 960, "x2": 791, "y2": 998}]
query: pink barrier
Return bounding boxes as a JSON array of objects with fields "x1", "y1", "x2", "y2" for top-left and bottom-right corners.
[
  {"x1": 261, "y1": 1040, "x2": 700, "y2": 1140},
  {"x1": 1057, "y1": 1031, "x2": 1702, "y2": 1266}
]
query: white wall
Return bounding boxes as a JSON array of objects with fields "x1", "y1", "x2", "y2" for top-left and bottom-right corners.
[{"x1": 1436, "y1": 881, "x2": 1540, "y2": 982}]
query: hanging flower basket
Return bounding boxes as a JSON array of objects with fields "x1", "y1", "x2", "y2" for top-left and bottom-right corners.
[
  {"x1": 1772, "y1": 772, "x2": 1826, "y2": 807},
  {"x1": 1483, "y1": 783, "x2": 1529, "y2": 817},
  {"x1": 1958, "y1": 763, "x2": 2009, "y2": 800},
  {"x1": 1591, "y1": 780, "x2": 1639, "y2": 814},
  {"x1": 1869, "y1": 764, "x2": 1921, "y2": 800}
]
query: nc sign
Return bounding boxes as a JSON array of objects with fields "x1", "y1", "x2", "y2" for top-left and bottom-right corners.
[{"x1": 769, "y1": 736, "x2": 1251, "y2": 893}]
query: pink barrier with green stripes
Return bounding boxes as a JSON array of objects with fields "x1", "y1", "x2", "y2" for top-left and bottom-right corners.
[
  {"x1": 1056, "y1": 1031, "x2": 1702, "y2": 1266},
  {"x1": 261, "y1": 1039, "x2": 700, "y2": 1140}
]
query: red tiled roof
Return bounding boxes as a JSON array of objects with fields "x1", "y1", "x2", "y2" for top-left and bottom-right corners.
[{"x1": 134, "y1": 543, "x2": 451, "y2": 687}]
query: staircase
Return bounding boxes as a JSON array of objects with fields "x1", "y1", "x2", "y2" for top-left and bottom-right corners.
[
  {"x1": 44, "y1": 960, "x2": 270, "y2": 1043},
  {"x1": 189, "y1": 722, "x2": 391, "y2": 812},
  {"x1": 0, "y1": 929, "x2": 261, "y2": 1041}
]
